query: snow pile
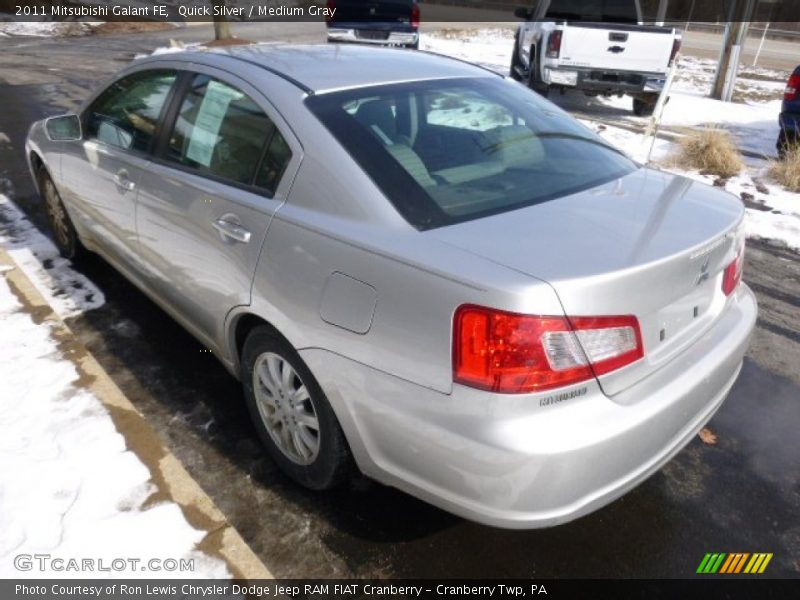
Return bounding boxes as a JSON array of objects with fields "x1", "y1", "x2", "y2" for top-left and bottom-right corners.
[
  {"x1": 0, "y1": 193, "x2": 104, "y2": 318},
  {"x1": 0, "y1": 20, "x2": 96, "y2": 38},
  {"x1": 420, "y1": 27, "x2": 515, "y2": 75},
  {"x1": 0, "y1": 272, "x2": 230, "y2": 578}
]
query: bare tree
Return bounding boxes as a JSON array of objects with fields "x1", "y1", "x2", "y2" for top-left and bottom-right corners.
[{"x1": 212, "y1": 0, "x2": 232, "y2": 40}]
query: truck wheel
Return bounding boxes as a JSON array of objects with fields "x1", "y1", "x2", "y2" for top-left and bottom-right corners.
[
  {"x1": 632, "y1": 94, "x2": 659, "y2": 117},
  {"x1": 510, "y1": 36, "x2": 524, "y2": 81},
  {"x1": 241, "y1": 326, "x2": 352, "y2": 490},
  {"x1": 528, "y1": 54, "x2": 550, "y2": 97}
]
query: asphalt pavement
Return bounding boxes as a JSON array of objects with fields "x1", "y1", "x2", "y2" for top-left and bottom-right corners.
[{"x1": 0, "y1": 24, "x2": 798, "y2": 578}]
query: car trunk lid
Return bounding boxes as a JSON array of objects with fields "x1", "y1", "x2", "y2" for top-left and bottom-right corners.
[{"x1": 429, "y1": 168, "x2": 745, "y2": 399}]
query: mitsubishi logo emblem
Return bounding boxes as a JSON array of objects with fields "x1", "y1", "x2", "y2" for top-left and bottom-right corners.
[{"x1": 696, "y1": 256, "x2": 711, "y2": 286}]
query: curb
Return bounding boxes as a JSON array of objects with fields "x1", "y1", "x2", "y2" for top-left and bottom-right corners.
[{"x1": 0, "y1": 246, "x2": 272, "y2": 581}]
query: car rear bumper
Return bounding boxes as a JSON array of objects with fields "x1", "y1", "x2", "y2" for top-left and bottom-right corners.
[
  {"x1": 301, "y1": 284, "x2": 756, "y2": 529},
  {"x1": 327, "y1": 26, "x2": 418, "y2": 47}
]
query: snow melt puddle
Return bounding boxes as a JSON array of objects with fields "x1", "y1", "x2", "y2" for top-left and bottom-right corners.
[
  {"x1": 0, "y1": 193, "x2": 104, "y2": 318},
  {"x1": 0, "y1": 275, "x2": 229, "y2": 578}
]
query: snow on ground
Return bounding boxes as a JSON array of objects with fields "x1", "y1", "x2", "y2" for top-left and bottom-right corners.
[
  {"x1": 0, "y1": 192, "x2": 104, "y2": 318},
  {"x1": 0, "y1": 20, "x2": 96, "y2": 38},
  {"x1": 422, "y1": 29, "x2": 800, "y2": 253},
  {"x1": 0, "y1": 273, "x2": 229, "y2": 578}
]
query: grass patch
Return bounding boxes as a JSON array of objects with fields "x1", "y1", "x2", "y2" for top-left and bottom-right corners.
[
  {"x1": 667, "y1": 128, "x2": 744, "y2": 178},
  {"x1": 769, "y1": 145, "x2": 800, "y2": 192}
]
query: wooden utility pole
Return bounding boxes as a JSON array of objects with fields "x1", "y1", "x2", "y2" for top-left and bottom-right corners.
[
  {"x1": 711, "y1": 0, "x2": 757, "y2": 101},
  {"x1": 213, "y1": 0, "x2": 232, "y2": 40}
]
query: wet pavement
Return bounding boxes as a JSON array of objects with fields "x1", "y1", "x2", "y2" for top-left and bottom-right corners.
[{"x1": 1, "y1": 26, "x2": 798, "y2": 579}]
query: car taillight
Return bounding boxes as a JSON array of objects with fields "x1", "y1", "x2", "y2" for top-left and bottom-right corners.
[
  {"x1": 785, "y1": 73, "x2": 800, "y2": 101},
  {"x1": 453, "y1": 306, "x2": 643, "y2": 394},
  {"x1": 669, "y1": 37, "x2": 682, "y2": 66},
  {"x1": 326, "y1": 0, "x2": 336, "y2": 23},
  {"x1": 546, "y1": 31, "x2": 562, "y2": 59},
  {"x1": 722, "y1": 245, "x2": 745, "y2": 296},
  {"x1": 411, "y1": 3, "x2": 420, "y2": 28}
]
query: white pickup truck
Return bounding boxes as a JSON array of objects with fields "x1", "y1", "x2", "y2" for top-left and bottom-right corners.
[{"x1": 511, "y1": 0, "x2": 682, "y2": 115}]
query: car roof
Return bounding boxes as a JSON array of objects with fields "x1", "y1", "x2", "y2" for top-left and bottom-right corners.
[{"x1": 159, "y1": 43, "x2": 500, "y2": 94}]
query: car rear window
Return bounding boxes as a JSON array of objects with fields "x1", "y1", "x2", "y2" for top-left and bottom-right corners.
[{"x1": 306, "y1": 77, "x2": 637, "y2": 230}]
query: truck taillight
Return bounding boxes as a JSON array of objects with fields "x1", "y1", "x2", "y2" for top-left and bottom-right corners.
[
  {"x1": 669, "y1": 37, "x2": 682, "y2": 66},
  {"x1": 785, "y1": 73, "x2": 800, "y2": 101},
  {"x1": 722, "y1": 245, "x2": 745, "y2": 296},
  {"x1": 411, "y1": 3, "x2": 420, "y2": 28},
  {"x1": 453, "y1": 306, "x2": 643, "y2": 394},
  {"x1": 546, "y1": 31, "x2": 562, "y2": 59},
  {"x1": 326, "y1": 0, "x2": 336, "y2": 22}
]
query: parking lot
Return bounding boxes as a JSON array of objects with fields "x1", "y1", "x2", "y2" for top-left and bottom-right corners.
[{"x1": 0, "y1": 22, "x2": 798, "y2": 578}]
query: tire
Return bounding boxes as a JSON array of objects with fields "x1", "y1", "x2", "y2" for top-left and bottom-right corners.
[
  {"x1": 777, "y1": 130, "x2": 787, "y2": 158},
  {"x1": 39, "y1": 170, "x2": 83, "y2": 260},
  {"x1": 777, "y1": 129, "x2": 796, "y2": 159},
  {"x1": 509, "y1": 36, "x2": 524, "y2": 81},
  {"x1": 241, "y1": 326, "x2": 352, "y2": 490},
  {"x1": 527, "y1": 49, "x2": 550, "y2": 97},
  {"x1": 632, "y1": 94, "x2": 658, "y2": 117}
]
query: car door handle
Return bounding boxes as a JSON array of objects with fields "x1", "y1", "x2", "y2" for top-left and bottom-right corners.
[
  {"x1": 113, "y1": 169, "x2": 135, "y2": 192},
  {"x1": 212, "y1": 219, "x2": 251, "y2": 244}
]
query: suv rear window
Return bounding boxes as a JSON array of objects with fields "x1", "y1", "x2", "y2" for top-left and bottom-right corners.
[{"x1": 306, "y1": 77, "x2": 636, "y2": 230}]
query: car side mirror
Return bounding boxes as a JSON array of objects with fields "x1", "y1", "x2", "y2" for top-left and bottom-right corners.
[
  {"x1": 45, "y1": 114, "x2": 82, "y2": 141},
  {"x1": 514, "y1": 7, "x2": 532, "y2": 20}
]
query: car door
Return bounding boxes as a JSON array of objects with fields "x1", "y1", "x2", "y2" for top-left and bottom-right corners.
[
  {"x1": 58, "y1": 69, "x2": 179, "y2": 269},
  {"x1": 135, "y1": 68, "x2": 301, "y2": 350}
]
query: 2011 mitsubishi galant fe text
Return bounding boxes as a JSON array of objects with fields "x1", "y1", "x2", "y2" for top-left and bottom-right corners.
[{"x1": 26, "y1": 45, "x2": 757, "y2": 529}]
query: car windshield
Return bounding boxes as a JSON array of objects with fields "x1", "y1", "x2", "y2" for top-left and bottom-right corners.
[{"x1": 306, "y1": 77, "x2": 637, "y2": 230}]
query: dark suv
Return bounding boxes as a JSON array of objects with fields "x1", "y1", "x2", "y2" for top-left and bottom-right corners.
[
  {"x1": 326, "y1": 0, "x2": 420, "y2": 49},
  {"x1": 778, "y1": 66, "x2": 800, "y2": 156}
]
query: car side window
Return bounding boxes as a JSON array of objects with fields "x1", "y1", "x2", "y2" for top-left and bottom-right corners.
[
  {"x1": 84, "y1": 70, "x2": 177, "y2": 153},
  {"x1": 255, "y1": 129, "x2": 292, "y2": 194},
  {"x1": 166, "y1": 74, "x2": 291, "y2": 190}
]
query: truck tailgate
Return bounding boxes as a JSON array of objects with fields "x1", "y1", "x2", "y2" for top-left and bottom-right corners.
[{"x1": 559, "y1": 23, "x2": 675, "y2": 74}]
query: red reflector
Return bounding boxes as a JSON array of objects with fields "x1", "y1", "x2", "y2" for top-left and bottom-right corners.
[
  {"x1": 785, "y1": 73, "x2": 800, "y2": 101},
  {"x1": 722, "y1": 245, "x2": 744, "y2": 296},
  {"x1": 546, "y1": 31, "x2": 563, "y2": 59},
  {"x1": 453, "y1": 306, "x2": 643, "y2": 394},
  {"x1": 411, "y1": 3, "x2": 420, "y2": 28}
]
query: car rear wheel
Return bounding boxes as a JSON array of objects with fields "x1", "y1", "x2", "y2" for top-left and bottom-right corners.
[
  {"x1": 241, "y1": 326, "x2": 352, "y2": 490},
  {"x1": 39, "y1": 170, "x2": 82, "y2": 260}
]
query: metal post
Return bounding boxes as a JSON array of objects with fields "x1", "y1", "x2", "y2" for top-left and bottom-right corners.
[
  {"x1": 645, "y1": 52, "x2": 680, "y2": 163},
  {"x1": 656, "y1": 0, "x2": 668, "y2": 26},
  {"x1": 752, "y1": 22, "x2": 770, "y2": 67},
  {"x1": 684, "y1": 0, "x2": 696, "y2": 32}
]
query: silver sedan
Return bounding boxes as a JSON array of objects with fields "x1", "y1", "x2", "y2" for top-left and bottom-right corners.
[{"x1": 26, "y1": 44, "x2": 757, "y2": 529}]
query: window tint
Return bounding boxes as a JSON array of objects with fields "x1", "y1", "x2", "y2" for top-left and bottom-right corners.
[
  {"x1": 255, "y1": 130, "x2": 292, "y2": 194},
  {"x1": 306, "y1": 78, "x2": 637, "y2": 230},
  {"x1": 85, "y1": 70, "x2": 177, "y2": 153},
  {"x1": 166, "y1": 75, "x2": 284, "y2": 187}
]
